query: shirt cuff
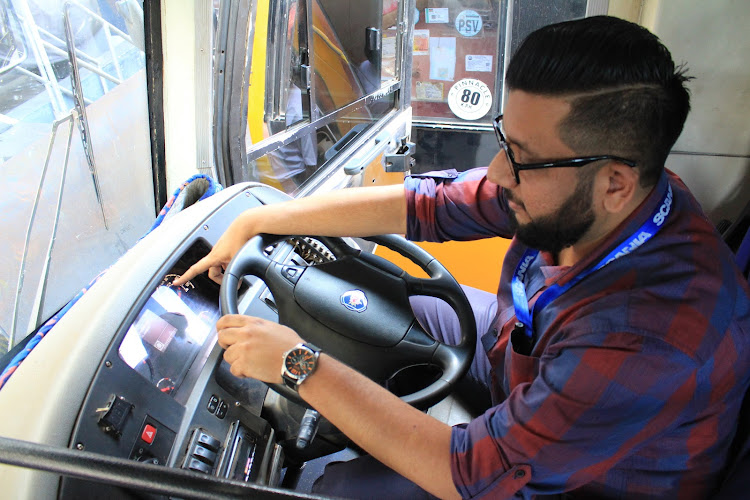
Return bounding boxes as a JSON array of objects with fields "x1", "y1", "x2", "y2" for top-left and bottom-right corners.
[{"x1": 451, "y1": 423, "x2": 532, "y2": 498}]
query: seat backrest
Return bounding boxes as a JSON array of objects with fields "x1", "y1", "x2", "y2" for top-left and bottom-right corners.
[
  {"x1": 736, "y1": 225, "x2": 750, "y2": 279},
  {"x1": 712, "y1": 217, "x2": 750, "y2": 498},
  {"x1": 723, "y1": 198, "x2": 750, "y2": 280},
  {"x1": 712, "y1": 387, "x2": 750, "y2": 499}
]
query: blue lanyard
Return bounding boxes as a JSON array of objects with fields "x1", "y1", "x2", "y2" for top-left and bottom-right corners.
[{"x1": 512, "y1": 184, "x2": 673, "y2": 341}]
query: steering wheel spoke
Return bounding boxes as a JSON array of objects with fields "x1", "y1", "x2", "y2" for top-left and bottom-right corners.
[
  {"x1": 395, "y1": 322, "x2": 438, "y2": 363},
  {"x1": 403, "y1": 269, "x2": 454, "y2": 301}
]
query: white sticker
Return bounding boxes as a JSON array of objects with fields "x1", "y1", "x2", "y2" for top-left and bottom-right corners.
[
  {"x1": 448, "y1": 79, "x2": 493, "y2": 121},
  {"x1": 466, "y1": 55, "x2": 493, "y2": 72},
  {"x1": 455, "y1": 10, "x2": 482, "y2": 37},
  {"x1": 425, "y1": 8, "x2": 449, "y2": 24}
]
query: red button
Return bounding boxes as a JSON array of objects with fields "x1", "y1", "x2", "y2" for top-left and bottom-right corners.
[{"x1": 141, "y1": 424, "x2": 157, "y2": 444}]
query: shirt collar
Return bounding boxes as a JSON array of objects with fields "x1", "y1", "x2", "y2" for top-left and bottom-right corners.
[{"x1": 550, "y1": 169, "x2": 670, "y2": 286}]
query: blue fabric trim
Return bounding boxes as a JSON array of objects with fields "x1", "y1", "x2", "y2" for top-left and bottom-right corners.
[{"x1": 146, "y1": 174, "x2": 222, "y2": 235}]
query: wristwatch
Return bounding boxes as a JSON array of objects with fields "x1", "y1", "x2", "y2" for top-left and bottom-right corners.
[{"x1": 281, "y1": 343, "x2": 321, "y2": 391}]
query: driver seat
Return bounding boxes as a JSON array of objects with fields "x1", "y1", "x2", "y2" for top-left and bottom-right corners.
[
  {"x1": 712, "y1": 386, "x2": 750, "y2": 498},
  {"x1": 712, "y1": 221, "x2": 750, "y2": 498}
]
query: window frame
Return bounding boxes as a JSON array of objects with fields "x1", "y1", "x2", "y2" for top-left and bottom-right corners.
[{"x1": 215, "y1": 0, "x2": 411, "y2": 189}]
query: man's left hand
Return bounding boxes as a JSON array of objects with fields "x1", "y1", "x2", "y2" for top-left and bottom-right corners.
[{"x1": 217, "y1": 315, "x2": 302, "y2": 382}]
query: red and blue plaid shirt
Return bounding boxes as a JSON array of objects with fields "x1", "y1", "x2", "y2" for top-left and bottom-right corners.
[{"x1": 405, "y1": 168, "x2": 750, "y2": 499}]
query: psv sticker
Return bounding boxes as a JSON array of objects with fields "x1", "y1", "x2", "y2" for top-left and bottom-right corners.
[
  {"x1": 448, "y1": 79, "x2": 493, "y2": 121},
  {"x1": 455, "y1": 10, "x2": 483, "y2": 37}
]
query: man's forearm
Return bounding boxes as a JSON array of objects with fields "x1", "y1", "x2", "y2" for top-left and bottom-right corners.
[
  {"x1": 238, "y1": 184, "x2": 407, "y2": 239},
  {"x1": 298, "y1": 354, "x2": 461, "y2": 499}
]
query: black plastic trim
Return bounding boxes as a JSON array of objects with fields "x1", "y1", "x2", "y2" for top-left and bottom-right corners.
[
  {"x1": 213, "y1": 0, "x2": 252, "y2": 186},
  {"x1": 0, "y1": 436, "x2": 320, "y2": 499},
  {"x1": 144, "y1": 0, "x2": 167, "y2": 215}
]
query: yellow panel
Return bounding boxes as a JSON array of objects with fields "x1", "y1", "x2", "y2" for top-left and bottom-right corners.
[
  {"x1": 247, "y1": 0, "x2": 269, "y2": 145},
  {"x1": 363, "y1": 153, "x2": 405, "y2": 187},
  {"x1": 245, "y1": 0, "x2": 283, "y2": 190},
  {"x1": 362, "y1": 153, "x2": 509, "y2": 293},
  {"x1": 375, "y1": 238, "x2": 510, "y2": 293}
]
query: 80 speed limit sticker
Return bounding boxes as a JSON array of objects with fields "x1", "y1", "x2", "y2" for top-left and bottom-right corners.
[{"x1": 447, "y1": 79, "x2": 493, "y2": 121}]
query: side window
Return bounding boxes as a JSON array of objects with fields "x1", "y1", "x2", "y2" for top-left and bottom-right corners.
[
  {"x1": 0, "y1": 0, "x2": 152, "y2": 353},
  {"x1": 1, "y1": 0, "x2": 146, "y2": 159},
  {"x1": 240, "y1": 0, "x2": 403, "y2": 195},
  {"x1": 264, "y1": 0, "x2": 310, "y2": 135},
  {"x1": 312, "y1": 0, "x2": 396, "y2": 113}
]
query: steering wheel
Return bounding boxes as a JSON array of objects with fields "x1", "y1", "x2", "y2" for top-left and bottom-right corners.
[{"x1": 220, "y1": 234, "x2": 476, "y2": 409}]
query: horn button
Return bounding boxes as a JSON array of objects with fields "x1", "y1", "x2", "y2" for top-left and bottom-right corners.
[{"x1": 292, "y1": 257, "x2": 413, "y2": 347}]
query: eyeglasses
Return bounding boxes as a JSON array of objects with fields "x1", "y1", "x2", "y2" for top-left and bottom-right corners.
[{"x1": 493, "y1": 115, "x2": 637, "y2": 184}]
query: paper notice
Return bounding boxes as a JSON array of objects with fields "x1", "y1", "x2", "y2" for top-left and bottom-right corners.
[
  {"x1": 414, "y1": 29, "x2": 430, "y2": 55},
  {"x1": 415, "y1": 81, "x2": 444, "y2": 101},
  {"x1": 466, "y1": 55, "x2": 493, "y2": 72},
  {"x1": 429, "y1": 37, "x2": 456, "y2": 81},
  {"x1": 425, "y1": 8, "x2": 449, "y2": 23}
]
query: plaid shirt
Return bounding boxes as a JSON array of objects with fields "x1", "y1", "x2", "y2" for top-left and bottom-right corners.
[{"x1": 405, "y1": 168, "x2": 750, "y2": 499}]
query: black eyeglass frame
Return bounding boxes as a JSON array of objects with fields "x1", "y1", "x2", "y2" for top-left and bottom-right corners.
[{"x1": 493, "y1": 115, "x2": 637, "y2": 184}]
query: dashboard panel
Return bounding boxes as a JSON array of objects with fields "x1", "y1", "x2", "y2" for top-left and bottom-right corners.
[
  {"x1": 0, "y1": 182, "x2": 361, "y2": 499},
  {"x1": 58, "y1": 187, "x2": 289, "y2": 498},
  {"x1": 118, "y1": 241, "x2": 222, "y2": 402}
]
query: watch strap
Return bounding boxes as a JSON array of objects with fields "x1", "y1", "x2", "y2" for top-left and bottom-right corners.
[{"x1": 303, "y1": 342, "x2": 321, "y2": 353}]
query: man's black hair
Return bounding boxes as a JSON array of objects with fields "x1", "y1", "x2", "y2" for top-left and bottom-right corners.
[{"x1": 506, "y1": 16, "x2": 692, "y2": 187}]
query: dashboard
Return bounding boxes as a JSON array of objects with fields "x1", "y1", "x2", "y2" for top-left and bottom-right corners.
[
  {"x1": 0, "y1": 183, "x2": 343, "y2": 499},
  {"x1": 118, "y1": 242, "x2": 222, "y2": 401},
  {"x1": 61, "y1": 238, "x2": 279, "y2": 498}
]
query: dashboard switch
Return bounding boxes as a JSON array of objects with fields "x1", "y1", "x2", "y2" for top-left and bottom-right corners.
[
  {"x1": 97, "y1": 395, "x2": 133, "y2": 438},
  {"x1": 187, "y1": 457, "x2": 211, "y2": 474},
  {"x1": 141, "y1": 424, "x2": 157, "y2": 445},
  {"x1": 193, "y1": 445, "x2": 217, "y2": 465},
  {"x1": 282, "y1": 265, "x2": 304, "y2": 284},
  {"x1": 196, "y1": 431, "x2": 221, "y2": 452},
  {"x1": 216, "y1": 400, "x2": 228, "y2": 419},
  {"x1": 207, "y1": 394, "x2": 219, "y2": 413},
  {"x1": 182, "y1": 429, "x2": 222, "y2": 474}
]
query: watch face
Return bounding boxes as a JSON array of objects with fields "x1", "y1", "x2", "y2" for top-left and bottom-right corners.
[{"x1": 284, "y1": 347, "x2": 317, "y2": 378}]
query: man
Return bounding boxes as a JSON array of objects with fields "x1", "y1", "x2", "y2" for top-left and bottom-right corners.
[{"x1": 176, "y1": 16, "x2": 750, "y2": 499}]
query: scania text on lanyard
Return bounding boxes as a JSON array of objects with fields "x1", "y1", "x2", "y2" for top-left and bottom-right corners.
[{"x1": 511, "y1": 183, "x2": 673, "y2": 347}]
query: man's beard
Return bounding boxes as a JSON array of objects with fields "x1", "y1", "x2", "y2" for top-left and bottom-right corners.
[{"x1": 508, "y1": 172, "x2": 596, "y2": 255}]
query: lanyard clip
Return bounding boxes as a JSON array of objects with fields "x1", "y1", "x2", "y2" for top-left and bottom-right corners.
[{"x1": 511, "y1": 321, "x2": 533, "y2": 355}]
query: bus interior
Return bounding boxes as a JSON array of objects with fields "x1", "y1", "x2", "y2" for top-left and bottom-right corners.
[{"x1": 0, "y1": 0, "x2": 748, "y2": 498}]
